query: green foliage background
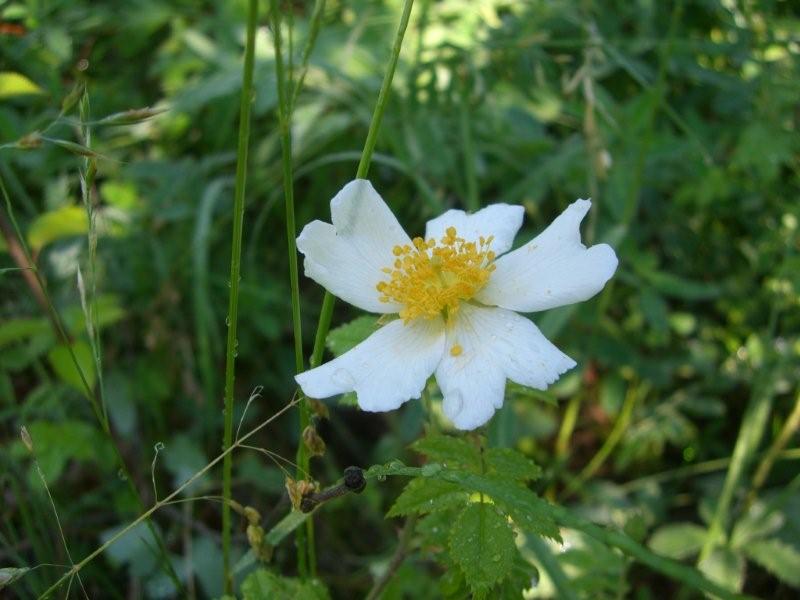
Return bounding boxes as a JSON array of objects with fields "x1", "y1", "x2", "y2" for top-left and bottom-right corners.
[{"x1": 1, "y1": 0, "x2": 799, "y2": 598}]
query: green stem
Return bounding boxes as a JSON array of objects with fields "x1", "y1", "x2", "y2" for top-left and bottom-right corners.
[
  {"x1": 620, "y1": 448, "x2": 800, "y2": 492},
  {"x1": 1, "y1": 175, "x2": 183, "y2": 594},
  {"x1": 747, "y1": 391, "x2": 800, "y2": 506},
  {"x1": 38, "y1": 397, "x2": 301, "y2": 599},
  {"x1": 221, "y1": 0, "x2": 258, "y2": 592},
  {"x1": 366, "y1": 464, "x2": 750, "y2": 600},
  {"x1": 290, "y1": 0, "x2": 327, "y2": 111},
  {"x1": 697, "y1": 374, "x2": 776, "y2": 564},
  {"x1": 308, "y1": 0, "x2": 416, "y2": 371},
  {"x1": 526, "y1": 535, "x2": 579, "y2": 600},
  {"x1": 549, "y1": 504, "x2": 753, "y2": 600},
  {"x1": 355, "y1": 0, "x2": 414, "y2": 181},
  {"x1": 270, "y1": 0, "x2": 314, "y2": 578},
  {"x1": 555, "y1": 394, "x2": 582, "y2": 460},
  {"x1": 546, "y1": 393, "x2": 582, "y2": 500},
  {"x1": 563, "y1": 383, "x2": 639, "y2": 498}
]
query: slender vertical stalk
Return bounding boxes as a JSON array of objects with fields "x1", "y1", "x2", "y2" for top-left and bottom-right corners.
[
  {"x1": 697, "y1": 374, "x2": 776, "y2": 564},
  {"x1": 563, "y1": 384, "x2": 639, "y2": 498},
  {"x1": 290, "y1": 0, "x2": 327, "y2": 110},
  {"x1": 527, "y1": 535, "x2": 580, "y2": 600},
  {"x1": 77, "y1": 92, "x2": 107, "y2": 424},
  {"x1": 221, "y1": 0, "x2": 258, "y2": 592},
  {"x1": 746, "y1": 392, "x2": 800, "y2": 506},
  {"x1": 270, "y1": 0, "x2": 312, "y2": 577},
  {"x1": 1, "y1": 176, "x2": 183, "y2": 593},
  {"x1": 354, "y1": 2, "x2": 414, "y2": 181},
  {"x1": 309, "y1": 0, "x2": 416, "y2": 372}
]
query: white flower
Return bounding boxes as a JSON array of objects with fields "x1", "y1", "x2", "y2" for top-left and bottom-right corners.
[{"x1": 294, "y1": 179, "x2": 618, "y2": 430}]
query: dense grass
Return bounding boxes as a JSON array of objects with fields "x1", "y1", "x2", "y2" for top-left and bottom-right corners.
[{"x1": 1, "y1": 1, "x2": 799, "y2": 598}]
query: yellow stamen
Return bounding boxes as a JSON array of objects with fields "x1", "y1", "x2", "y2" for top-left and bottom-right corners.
[
  {"x1": 376, "y1": 227, "x2": 496, "y2": 322},
  {"x1": 450, "y1": 343, "x2": 463, "y2": 357}
]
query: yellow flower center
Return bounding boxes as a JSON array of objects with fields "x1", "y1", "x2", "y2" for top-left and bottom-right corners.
[{"x1": 376, "y1": 227, "x2": 496, "y2": 323}]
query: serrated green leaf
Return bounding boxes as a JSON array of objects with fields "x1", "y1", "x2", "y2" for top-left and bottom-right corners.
[
  {"x1": 325, "y1": 315, "x2": 380, "y2": 357},
  {"x1": 449, "y1": 503, "x2": 516, "y2": 595},
  {"x1": 241, "y1": 569, "x2": 330, "y2": 600},
  {"x1": 417, "y1": 510, "x2": 455, "y2": 549},
  {"x1": 730, "y1": 502, "x2": 784, "y2": 549},
  {"x1": 484, "y1": 448, "x2": 541, "y2": 483},
  {"x1": 443, "y1": 471, "x2": 560, "y2": 541},
  {"x1": 388, "y1": 477, "x2": 467, "y2": 517},
  {"x1": 496, "y1": 554, "x2": 540, "y2": 599},
  {"x1": 698, "y1": 546, "x2": 744, "y2": 593},
  {"x1": 0, "y1": 567, "x2": 30, "y2": 589},
  {"x1": 366, "y1": 461, "x2": 560, "y2": 540},
  {"x1": 743, "y1": 539, "x2": 800, "y2": 588},
  {"x1": 411, "y1": 434, "x2": 480, "y2": 469},
  {"x1": 647, "y1": 522, "x2": 707, "y2": 559}
]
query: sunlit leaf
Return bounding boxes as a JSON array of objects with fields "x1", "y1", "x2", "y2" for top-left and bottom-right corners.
[
  {"x1": 743, "y1": 539, "x2": 800, "y2": 588},
  {"x1": 27, "y1": 205, "x2": 88, "y2": 251},
  {"x1": 0, "y1": 71, "x2": 44, "y2": 98}
]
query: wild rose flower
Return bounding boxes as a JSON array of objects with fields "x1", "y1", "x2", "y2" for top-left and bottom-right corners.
[{"x1": 295, "y1": 180, "x2": 618, "y2": 430}]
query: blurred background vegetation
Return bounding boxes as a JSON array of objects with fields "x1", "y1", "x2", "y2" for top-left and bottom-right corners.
[{"x1": 1, "y1": 0, "x2": 799, "y2": 598}]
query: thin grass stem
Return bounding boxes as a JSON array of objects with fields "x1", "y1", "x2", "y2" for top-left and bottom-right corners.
[
  {"x1": 220, "y1": 0, "x2": 259, "y2": 592},
  {"x1": 38, "y1": 396, "x2": 301, "y2": 599},
  {"x1": 563, "y1": 383, "x2": 640, "y2": 498},
  {"x1": 697, "y1": 374, "x2": 777, "y2": 564},
  {"x1": 308, "y1": 0, "x2": 416, "y2": 373},
  {"x1": 269, "y1": 0, "x2": 314, "y2": 576},
  {"x1": 0, "y1": 174, "x2": 183, "y2": 593},
  {"x1": 290, "y1": 0, "x2": 327, "y2": 110}
]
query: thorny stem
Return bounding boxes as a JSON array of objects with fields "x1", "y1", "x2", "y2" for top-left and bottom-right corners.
[{"x1": 221, "y1": 0, "x2": 258, "y2": 592}]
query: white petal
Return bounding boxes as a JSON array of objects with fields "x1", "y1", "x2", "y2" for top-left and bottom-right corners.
[
  {"x1": 295, "y1": 317, "x2": 445, "y2": 412},
  {"x1": 424, "y1": 204, "x2": 524, "y2": 255},
  {"x1": 296, "y1": 179, "x2": 412, "y2": 313},
  {"x1": 476, "y1": 199, "x2": 618, "y2": 312},
  {"x1": 435, "y1": 304, "x2": 575, "y2": 430}
]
